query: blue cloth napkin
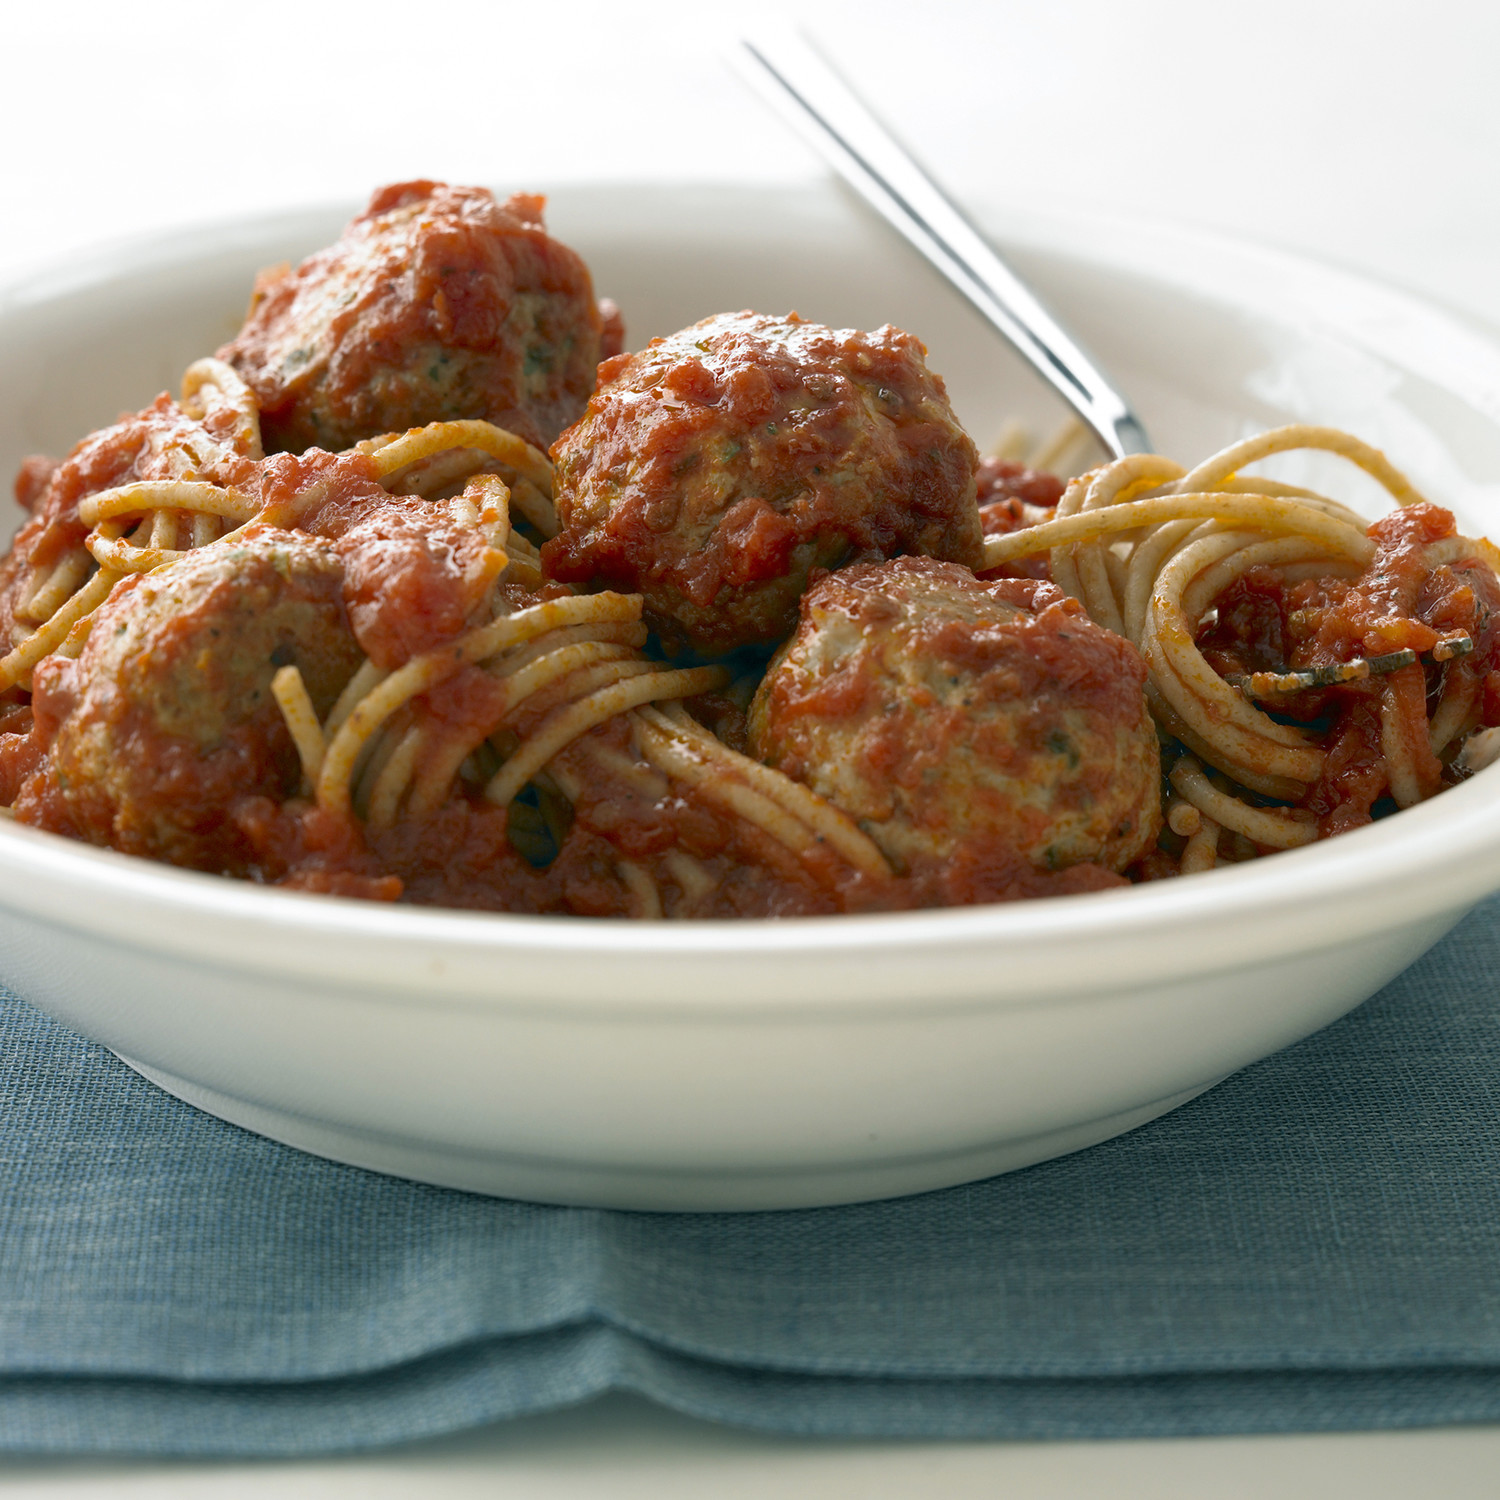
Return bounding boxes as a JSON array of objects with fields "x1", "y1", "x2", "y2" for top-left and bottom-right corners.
[{"x1": 2, "y1": 897, "x2": 1499, "y2": 1457}]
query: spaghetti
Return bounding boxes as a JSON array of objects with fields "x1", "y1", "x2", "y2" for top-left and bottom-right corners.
[
  {"x1": 981, "y1": 424, "x2": 1500, "y2": 870},
  {"x1": 4, "y1": 189, "x2": 1499, "y2": 914}
]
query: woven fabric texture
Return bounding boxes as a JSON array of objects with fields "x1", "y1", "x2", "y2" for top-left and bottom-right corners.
[{"x1": 1, "y1": 897, "x2": 1498, "y2": 1455}]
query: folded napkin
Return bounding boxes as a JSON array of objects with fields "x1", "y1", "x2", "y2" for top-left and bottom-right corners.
[{"x1": 2, "y1": 896, "x2": 1499, "y2": 1457}]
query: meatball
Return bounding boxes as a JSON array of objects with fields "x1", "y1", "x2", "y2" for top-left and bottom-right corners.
[
  {"x1": 746, "y1": 557, "x2": 1160, "y2": 878},
  {"x1": 544, "y1": 311, "x2": 982, "y2": 656},
  {"x1": 2, "y1": 393, "x2": 261, "y2": 656},
  {"x1": 219, "y1": 181, "x2": 605, "y2": 454},
  {"x1": 24, "y1": 527, "x2": 361, "y2": 871}
]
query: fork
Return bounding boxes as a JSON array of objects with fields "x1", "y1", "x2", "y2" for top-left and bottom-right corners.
[{"x1": 733, "y1": 28, "x2": 1152, "y2": 461}]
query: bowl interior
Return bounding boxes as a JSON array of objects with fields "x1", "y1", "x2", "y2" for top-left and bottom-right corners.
[{"x1": 2, "y1": 182, "x2": 1500, "y2": 977}]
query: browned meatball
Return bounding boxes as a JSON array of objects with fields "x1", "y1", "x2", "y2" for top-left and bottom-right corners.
[
  {"x1": 219, "y1": 181, "x2": 604, "y2": 453},
  {"x1": 22, "y1": 527, "x2": 361, "y2": 871},
  {"x1": 544, "y1": 311, "x2": 982, "y2": 656},
  {"x1": 746, "y1": 557, "x2": 1160, "y2": 877}
]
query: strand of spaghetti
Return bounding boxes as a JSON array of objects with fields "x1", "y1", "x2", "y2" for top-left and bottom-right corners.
[
  {"x1": 492, "y1": 620, "x2": 648, "y2": 677},
  {"x1": 651, "y1": 701, "x2": 894, "y2": 881},
  {"x1": 318, "y1": 667, "x2": 450, "y2": 815},
  {"x1": 1168, "y1": 754, "x2": 1316, "y2": 850},
  {"x1": 1086, "y1": 454, "x2": 1185, "y2": 508},
  {"x1": 570, "y1": 736, "x2": 673, "y2": 800},
  {"x1": 484, "y1": 666, "x2": 728, "y2": 811},
  {"x1": 1045, "y1": 474, "x2": 1089, "y2": 603},
  {"x1": 1063, "y1": 456, "x2": 1189, "y2": 627},
  {"x1": 539, "y1": 752, "x2": 583, "y2": 803},
  {"x1": 180, "y1": 357, "x2": 263, "y2": 460},
  {"x1": 271, "y1": 665, "x2": 327, "y2": 788},
  {"x1": 1380, "y1": 667, "x2": 1443, "y2": 808},
  {"x1": 12, "y1": 560, "x2": 52, "y2": 623},
  {"x1": 1214, "y1": 475, "x2": 1368, "y2": 528},
  {"x1": 1180, "y1": 812, "x2": 1222, "y2": 873},
  {"x1": 86, "y1": 520, "x2": 186, "y2": 573},
  {"x1": 54, "y1": 608, "x2": 98, "y2": 659},
  {"x1": 1029, "y1": 415, "x2": 1089, "y2": 476},
  {"x1": 246, "y1": 480, "x2": 331, "y2": 534},
  {"x1": 1422, "y1": 534, "x2": 1500, "y2": 579},
  {"x1": 631, "y1": 711, "x2": 824, "y2": 861},
  {"x1": 497, "y1": 513, "x2": 544, "y2": 585},
  {"x1": 191, "y1": 513, "x2": 218, "y2": 548},
  {"x1": 18, "y1": 549, "x2": 91, "y2": 625},
  {"x1": 0, "y1": 568, "x2": 119, "y2": 690},
  {"x1": 508, "y1": 476, "x2": 559, "y2": 538},
  {"x1": 497, "y1": 641, "x2": 645, "y2": 708},
  {"x1": 1146, "y1": 534, "x2": 1302, "y2": 708},
  {"x1": 1275, "y1": 558, "x2": 1367, "y2": 586},
  {"x1": 1165, "y1": 796, "x2": 1202, "y2": 837},
  {"x1": 986, "y1": 418, "x2": 1028, "y2": 463},
  {"x1": 366, "y1": 420, "x2": 553, "y2": 494},
  {"x1": 458, "y1": 591, "x2": 641, "y2": 665},
  {"x1": 500, "y1": 549, "x2": 543, "y2": 588},
  {"x1": 384, "y1": 448, "x2": 488, "y2": 498},
  {"x1": 318, "y1": 594, "x2": 643, "y2": 813},
  {"x1": 1122, "y1": 518, "x2": 1201, "y2": 645},
  {"x1": 1052, "y1": 456, "x2": 1182, "y2": 588},
  {"x1": 1159, "y1": 526, "x2": 1267, "y2": 620},
  {"x1": 1145, "y1": 611, "x2": 1324, "y2": 785},
  {"x1": 1179, "y1": 534, "x2": 1346, "y2": 625},
  {"x1": 1172, "y1": 424, "x2": 1429, "y2": 508},
  {"x1": 77, "y1": 481, "x2": 260, "y2": 527},
  {"x1": 508, "y1": 658, "x2": 684, "y2": 748},
  {"x1": 506, "y1": 545, "x2": 544, "y2": 584},
  {"x1": 615, "y1": 860, "x2": 663, "y2": 920},
  {"x1": 1147, "y1": 530, "x2": 1328, "y2": 755},
  {"x1": 983, "y1": 491, "x2": 1374, "y2": 571},
  {"x1": 404, "y1": 729, "x2": 490, "y2": 823},
  {"x1": 404, "y1": 649, "x2": 654, "y2": 820},
  {"x1": 505, "y1": 528, "x2": 543, "y2": 561},
  {"x1": 1102, "y1": 546, "x2": 1130, "y2": 611},
  {"x1": 467, "y1": 474, "x2": 512, "y2": 550},
  {"x1": 1148, "y1": 677, "x2": 1307, "y2": 800},
  {"x1": 1146, "y1": 617, "x2": 1326, "y2": 788},
  {"x1": 665, "y1": 849, "x2": 719, "y2": 907},
  {"x1": 366, "y1": 725, "x2": 426, "y2": 830},
  {"x1": 149, "y1": 509, "x2": 178, "y2": 549},
  {"x1": 1071, "y1": 536, "x2": 1123, "y2": 635},
  {"x1": 351, "y1": 718, "x2": 407, "y2": 820},
  {"x1": 324, "y1": 660, "x2": 385, "y2": 739},
  {"x1": 449, "y1": 488, "x2": 478, "y2": 529},
  {"x1": 1429, "y1": 668, "x2": 1479, "y2": 757}
]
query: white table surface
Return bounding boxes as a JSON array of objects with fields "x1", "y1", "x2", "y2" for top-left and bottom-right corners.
[{"x1": 3, "y1": 0, "x2": 1498, "y2": 1489}]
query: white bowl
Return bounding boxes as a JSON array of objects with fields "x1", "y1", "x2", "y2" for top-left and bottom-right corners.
[{"x1": 3, "y1": 184, "x2": 1500, "y2": 1211}]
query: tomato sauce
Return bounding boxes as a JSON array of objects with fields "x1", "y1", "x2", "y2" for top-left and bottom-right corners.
[{"x1": 1195, "y1": 504, "x2": 1500, "y2": 836}]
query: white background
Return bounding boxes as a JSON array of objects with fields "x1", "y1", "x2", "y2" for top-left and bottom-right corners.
[
  {"x1": 3, "y1": 0, "x2": 1499, "y2": 1491},
  {"x1": 5, "y1": 0, "x2": 1498, "y2": 331}
]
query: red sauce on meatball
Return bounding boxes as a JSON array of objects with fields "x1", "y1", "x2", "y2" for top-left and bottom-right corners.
[
  {"x1": 220, "y1": 181, "x2": 606, "y2": 453},
  {"x1": 748, "y1": 556, "x2": 1160, "y2": 890},
  {"x1": 544, "y1": 311, "x2": 982, "y2": 655}
]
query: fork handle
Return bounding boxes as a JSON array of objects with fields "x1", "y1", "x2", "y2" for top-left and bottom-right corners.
[{"x1": 735, "y1": 30, "x2": 1152, "y2": 460}]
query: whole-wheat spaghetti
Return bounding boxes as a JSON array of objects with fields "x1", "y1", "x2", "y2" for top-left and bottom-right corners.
[
  {"x1": 7, "y1": 305, "x2": 1500, "y2": 916},
  {"x1": 981, "y1": 424, "x2": 1500, "y2": 872}
]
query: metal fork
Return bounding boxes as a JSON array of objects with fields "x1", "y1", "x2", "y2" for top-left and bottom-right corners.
[{"x1": 734, "y1": 29, "x2": 1152, "y2": 461}]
